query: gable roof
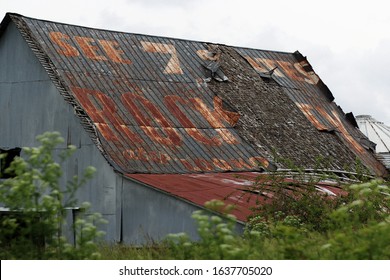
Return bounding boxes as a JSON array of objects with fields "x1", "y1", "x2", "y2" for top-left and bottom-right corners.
[{"x1": 1, "y1": 13, "x2": 387, "y2": 178}]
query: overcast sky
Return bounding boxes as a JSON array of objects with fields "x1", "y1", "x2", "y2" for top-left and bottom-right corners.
[{"x1": 2, "y1": 0, "x2": 389, "y2": 125}]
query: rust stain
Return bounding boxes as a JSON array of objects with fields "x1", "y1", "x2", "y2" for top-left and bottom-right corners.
[
  {"x1": 71, "y1": 87, "x2": 141, "y2": 143},
  {"x1": 194, "y1": 159, "x2": 214, "y2": 171},
  {"x1": 185, "y1": 128, "x2": 222, "y2": 146},
  {"x1": 319, "y1": 107, "x2": 365, "y2": 154},
  {"x1": 49, "y1": 31, "x2": 131, "y2": 64},
  {"x1": 98, "y1": 39, "x2": 132, "y2": 64},
  {"x1": 164, "y1": 95, "x2": 228, "y2": 146},
  {"x1": 191, "y1": 97, "x2": 240, "y2": 144},
  {"x1": 213, "y1": 96, "x2": 240, "y2": 126},
  {"x1": 276, "y1": 60, "x2": 308, "y2": 83},
  {"x1": 127, "y1": 172, "x2": 350, "y2": 222},
  {"x1": 70, "y1": 84, "x2": 264, "y2": 172},
  {"x1": 249, "y1": 156, "x2": 270, "y2": 169},
  {"x1": 294, "y1": 60, "x2": 319, "y2": 85},
  {"x1": 196, "y1": 46, "x2": 221, "y2": 61},
  {"x1": 123, "y1": 148, "x2": 171, "y2": 164},
  {"x1": 211, "y1": 158, "x2": 232, "y2": 170},
  {"x1": 141, "y1": 126, "x2": 182, "y2": 146},
  {"x1": 94, "y1": 123, "x2": 118, "y2": 142},
  {"x1": 49, "y1": 31, "x2": 79, "y2": 57},
  {"x1": 230, "y1": 158, "x2": 253, "y2": 169},
  {"x1": 164, "y1": 95, "x2": 198, "y2": 127},
  {"x1": 244, "y1": 55, "x2": 319, "y2": 85},
  {"x1": 179, "y1": 159, "x2": 201, "y2": 172},
  {"x1": 140, "y1": 41, "x2": 183, "y2": 74},
  {"x1": 121, "y1": 92, "x2": 182, "y2": 146},
  {"x1": 121, "y1": 92, "x2": 172, "y2": 127},
  {"x1": 295, "y1": 102, "x2": 330, "y2": 131},
  {"x1": 74, "y1": 36, "x2": 107, "y2": 61},
  {"x1": 244, "y1": 56, "x2": 285, "y2": 77}
]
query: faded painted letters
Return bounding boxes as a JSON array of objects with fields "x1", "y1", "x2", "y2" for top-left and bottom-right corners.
[
  {"x1": 70, "y1": 86, "x2": 269, "y2": 171},
  {"x1": 49, "y1": 32, "x2": 131, "y2": 64}
]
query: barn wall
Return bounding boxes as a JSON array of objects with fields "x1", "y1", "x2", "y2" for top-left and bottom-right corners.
[
  {"x1": 0, "y1": 22, "x2": 227, "y2": 244},
  {"x1": 0, "y1": 22, "x2": 118, "y2": 242},
  {"x1": 119, "y1": 176, "x2": 202, "y2": 244}
]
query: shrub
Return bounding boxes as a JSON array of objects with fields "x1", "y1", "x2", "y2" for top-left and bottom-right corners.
[
  {"x1": 0, "y1": 132, "x2": 105, "y2": 259},
  {"x1": 163, "y1": 179, "x2": 389, "y2": 260}
]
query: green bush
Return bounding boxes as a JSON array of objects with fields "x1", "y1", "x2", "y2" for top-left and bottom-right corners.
[
  {"x1": 0, "y1": 132, "x2": 105, "y2": 259},
  {"x1": 97, "y1": 178, "x2": 389, "y2": 260},
  {"x1": 158, "y1": 179, "x2": 389, "y2": 260}
]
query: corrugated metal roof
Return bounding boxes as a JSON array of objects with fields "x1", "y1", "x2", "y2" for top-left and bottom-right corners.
[
  {"x1": 356, "y1": 115, "x2": 390, "y2": 169},
  {"x1": 126, "y1": 172, "x2": 345, "y2": 222},
  {"x1": 236, "y1": 48, "x2": 387, "y2": 176},
  {"x1": 356, "y1": 115, "x2": 390, "y2": 153},
  {"x1": 6, "y1": 13, "x2": 273, "y2": 174},
  {"x1": 2, "y1": 13, "x2": 387, "y2": 177}
]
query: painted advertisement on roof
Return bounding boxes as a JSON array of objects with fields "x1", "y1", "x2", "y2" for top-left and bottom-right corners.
[
  {"x1": 11, "y1": 14, "x2": 386, "y2": 176},
  {"x1": 236, "y1": 48, "x2": 387, "y2": 176},
  {"x1": 25, "y1": 25, "x2": 270, "y2": 173}
]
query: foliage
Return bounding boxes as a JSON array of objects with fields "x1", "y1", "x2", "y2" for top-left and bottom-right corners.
[
  {"x1": 165, "y1": 200, "x2": 242, "y2": 259},
  {"x1": 0, "y1": 132, "x2": 105, "y2": 259},
  {"x1": 99, "y1": 179, "x2": 389, "y2": 260}
]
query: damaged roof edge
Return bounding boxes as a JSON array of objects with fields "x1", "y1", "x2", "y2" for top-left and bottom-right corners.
[
  {"x1": 293, "y1": 50, "x2": 335, "y2": 102},
  {"x1": 2, "y1": 12, "x2": 300, "y2": 57},
  {"x1": 0, "y1": 13, "x2": 14, "y2": 37}
]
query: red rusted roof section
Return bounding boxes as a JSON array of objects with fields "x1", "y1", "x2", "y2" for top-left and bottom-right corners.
[
  {"x1": 127, "y1": 172, "x2": 345, "y2": 222},
  {"x1": 5, "y1": 13, "x2": 387, "y2": 177}
]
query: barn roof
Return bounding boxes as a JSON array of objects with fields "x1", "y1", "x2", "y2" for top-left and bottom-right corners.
[
  {"x1": 1, "y1": 14, "x2": 387, "y2": 179},
  {"x1": 2, "y1": 13, "x2": 388, "y2": 222}
]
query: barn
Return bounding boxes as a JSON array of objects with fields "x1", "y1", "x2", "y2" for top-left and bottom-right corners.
[{"x1": 0, "y1": 13, "x2": 387, "y2": 244}]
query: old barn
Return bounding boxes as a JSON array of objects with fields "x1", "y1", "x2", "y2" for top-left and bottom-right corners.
[{"x1": 0, "y1": 13, "x2": 387, "y2": 244}]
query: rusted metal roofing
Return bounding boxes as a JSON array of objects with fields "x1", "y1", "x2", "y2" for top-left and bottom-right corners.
[
  {"x1": 127, "y1": 172, "x2": 345, "y2": 222},
  {"x1": 236, "y1": 48, "x2": 387, "y2": 176},
  {"x1": 4, "y1": 13, "x2": 273, "y2": 174},
  {"x1": 2, "y1": 13, "x2": 387, "y2": 177}
]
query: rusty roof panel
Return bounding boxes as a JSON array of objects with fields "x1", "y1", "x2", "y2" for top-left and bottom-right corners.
[
  {"x1": 5, "y1": 13, "x2": 387, "y2": 177},
  {"x1": 8, "y1": 15, "x2": 275, "y2": 174},
  {"x1": 127, "y1": 172, "x2": 346, "y2": 222},
  {"x1": 236, "y1": 47, "x2": 387, "y2": 177}
]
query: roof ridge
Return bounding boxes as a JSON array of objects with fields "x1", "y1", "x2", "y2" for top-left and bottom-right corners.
[{"x1": 3, "y1": 12, "x2": 294, "y2": 55}]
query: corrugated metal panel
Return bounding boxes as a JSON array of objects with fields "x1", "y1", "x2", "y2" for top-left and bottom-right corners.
[
  {"x1": 127, "y1": 172, "x2": 345, "y2": 222},
  {"x1": 8, "y1": 14, "x2": 271, "y2": 174},
  {"x1": 5, "y1": 13, "x2": 387, "y2": 177},
  {"x1": 236, "y1": 47, "x2": 387, "y2": 176},
  {"x1": 356, "y1": 115, "x2": 390, "y2": 153},
  {"x1": 356, "y1": 115, "x2": 390, "y2": 170}
]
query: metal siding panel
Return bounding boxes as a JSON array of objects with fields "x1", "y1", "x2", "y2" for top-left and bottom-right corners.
[
  {"x1": 121, "y1": 177, "x2": 201, "y2": 244},
  {"x1": 0, "y1": 23, "x2": 120, "y2": 242}
]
